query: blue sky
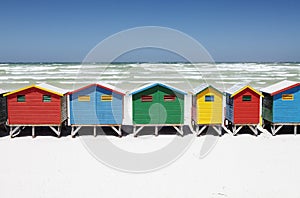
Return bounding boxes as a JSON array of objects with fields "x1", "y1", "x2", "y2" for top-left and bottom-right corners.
[{"x1": 0, "y1": 0, "x2": 299, "y2": 62}]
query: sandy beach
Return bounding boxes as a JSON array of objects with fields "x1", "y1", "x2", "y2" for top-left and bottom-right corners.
[{"x1": 0, "y1": 132, "x2": 300, "y2": 198}]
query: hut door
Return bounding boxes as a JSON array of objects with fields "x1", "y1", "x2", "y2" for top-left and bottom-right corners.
[{"x1": 158, "y1": 86, "x2": 183, "y2": 124}]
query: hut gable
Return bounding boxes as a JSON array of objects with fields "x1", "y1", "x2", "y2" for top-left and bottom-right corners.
[{"x1": 130, "y1": 82, "x2": 186, "y2": 96}]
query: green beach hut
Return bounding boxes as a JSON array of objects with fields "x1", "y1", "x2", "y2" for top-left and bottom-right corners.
[{"x1": 130, "y1": 82, "x2": 187, "y2": 136}]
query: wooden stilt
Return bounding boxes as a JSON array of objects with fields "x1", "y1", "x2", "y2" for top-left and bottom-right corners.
[
  {"x1": 271, "y1": 125, "x2": 275, "y2": 136},
  {"x1": 93, "y1": 126, "x2": 97, "y2": 137},
  {"x1": 155, "y1": 126, "x2": 158, "y2": 136},
  {"x1": 222, "y1": 125, "x2": 233, "y2": 135},
  {"x1": 294, "y1": 125, "x2": 297, "y2": 135},
  {"x1": 71, "y1": 126, "x2": 82, "y2": 137},
  {"x1": 111, "y1": 126, "x2": 122, "y2": 137},
  {"x1": 71, "y1": 126, "x2": 74, "y2": 137},
  {"x1": 181, "y1": 125, "x2": 183, "y2": 136},
  {"x1": 212, "y1": 125, "x2": 222, "y2": 136},
  {"x1": 197, "y1": 125, "x2": 207, "y2": 136},
  {"x1": 49, "y1": 126, "x2": 61, "y2": 137},
  {"x1": 271, "y1": 125, "x2": 283, "y2": 136},
  {"x1": 232, "y1": 125, "x2": 243, "y2": 136},
  {"x1": 173, "y1": 126, "x2": 183, "y2": 136},
  {"x1": 32, "y1": 126, "x2": 35, "y2": 138},
  {"x1": 10, "y1": 126, "x2": 21, "y2": 138},
  {"x1": 133, "y1": 126, "x2": 144, "y2": 137},
  {"x1": 133, "y1": 125, "x2": 137, "y2": 137},
  {"x1": 248, "y1": 125, "x2": 258, "y2": 136},
  {"x1": 194, "y1": 125, "x2": 200, "y2": 135},
  {"x1": 10, "y1": 126, "x2": 12, "y2": 137}
]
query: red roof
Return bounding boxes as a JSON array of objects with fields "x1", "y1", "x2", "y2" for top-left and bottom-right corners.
[{"x1": 260, "y1": 80, "x2": 300, "y2": 96}]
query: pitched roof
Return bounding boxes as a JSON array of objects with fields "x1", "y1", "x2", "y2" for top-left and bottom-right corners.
[
  {"x1": 225, "y1": 82, "x2": 263, "y2": 97},
  {"x1": 3, "y1": 83, "x2": 67, "y2": 97},
  {"x1": 191, "y1": 83, "x2": 223, "y2": 95},
  {"x1": 67, "y1": 83, "x2": 126, "y2": 95},
  {"x1": 0, "y1": 89, "x2": 8, "y2": 94},
  {"x1": 130, "y1": 82, "x2": 187, "y2": 95},
  {"x1": 260, "y1": 80, "x2": 300, "y2": 96}
]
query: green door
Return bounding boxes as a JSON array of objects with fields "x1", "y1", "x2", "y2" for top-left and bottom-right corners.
[{"x1": 132, "y1": 85, "x2": 184, "y2": 124}]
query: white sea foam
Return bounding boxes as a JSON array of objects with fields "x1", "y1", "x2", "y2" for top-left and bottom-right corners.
[{"x1": 0, "y1": 63, "x2": 298, "y2": 90}]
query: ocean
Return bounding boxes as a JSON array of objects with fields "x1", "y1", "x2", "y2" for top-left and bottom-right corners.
[{"x1": 0, "y1": 62, "x2": 299, "y2": 91}]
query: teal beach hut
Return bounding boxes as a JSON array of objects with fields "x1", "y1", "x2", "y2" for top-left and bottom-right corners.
[
  {"x1": 261, "y1": 80, "x2": 300, "y2": 135},
  {"x1": 67, "y1": 83, "x2": 125, "y2": 137}
]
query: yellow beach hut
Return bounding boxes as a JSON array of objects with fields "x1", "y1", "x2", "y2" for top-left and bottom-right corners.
[{"x1": 192, "y1": 84, "x2": 223, "y2": 135}]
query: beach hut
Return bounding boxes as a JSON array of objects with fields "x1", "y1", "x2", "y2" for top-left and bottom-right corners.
[
  {"x1": 130, "y1": 82, "x2": 187, "y2": 136},
  {"x1": 224, "y1": 83, "x2": 263, "y2": 135},
  {"x1": 191, "y1": 84, "x2": 223, "y2": 136},
  {"x1": 0, "y1": 89, "x2": 7, "y2": 125},
  {"x1": 260, "y1": 80, "x2": 300, "y2": 135},
  {"x1": 4, "y1": 83, "x2": 67, "y2": 137},
  {"x1": 67, "y1": 83, "x2": 125, "y2": 137}
]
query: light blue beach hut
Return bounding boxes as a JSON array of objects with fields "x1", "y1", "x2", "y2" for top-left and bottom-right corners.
[
  {"x1": 67, "y1": 83, "x2": 125, "y2": 137},
  {"x1": 261, "y1": 80, "x2": 300, "y2": 135}
]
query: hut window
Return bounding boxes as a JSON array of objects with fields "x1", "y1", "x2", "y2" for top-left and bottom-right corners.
[
  {"x1": 17, "y1": 95, "x2": 25, "y2": 102},
  {"x1": 43, "y1": 95, "x2": 51, "y2": 102},
  {"x1": 78, "y1": 95, "x2": 90, "y2": 102},
  {"x1": 164, "y1": 95, "x2": 176, "y2": 102},
  {"x1": 242, "y1": 95, "x2": 252, "y2": 101},
  {"x1": 205, "y1": 95, "x2": 214, "y2": 102},
  {"x1": 101, "y1": 95, "x2": 113, "y2": 102},
  {"x1": 141, "y1": 95, "x2": 152, "y2": 102},
  {"x1": 282, "y1": 94, "x2": 294, "y2": 100}
]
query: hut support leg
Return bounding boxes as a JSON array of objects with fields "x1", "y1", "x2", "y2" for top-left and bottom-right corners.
[
  {"x1": 232, "y1": 125, "x2": 243, "y2": 136},
  {"x1": 155, "y1": 126, "x2": 158, "y2": 136},
  {"x1": 212, "y1": 125, "x2": 222, "y2": 136},
  {"x1": 93, "y1": 126, "x2": 97, "y2": 137},
  {"x1": 111, "y1": 126, "x2": 122, "y2": 137},
  {"x1": 222, "y1": 125, "x2": 232, "y2": 135},
  {"x1": 10, "y1": 126, "x2": 21, "y2": 138},
  {"x1": 32, "y1": 126, "x2": 35, "y2": 138},
  {"x1": 194, "y1": 125, "x2": 199, "y2": 135},
  {"x1": 271, "y1": 125, "x2": 282, "y2": 136},
  {"x1": 248, "y1": 125, "x2": 258, "y2": 136},
  {"x1": 71, "y1": 126, "x2": 82, "y2": 137},
  {"x1": 294, "y1": 125, "x2": 297, "y2": 135},
  {"x1": 173, "y1": 126, "x2": 183, "y2": 136},
  {"x1": 197, "y1": 125, "x2": 207, "y2": 136},
  {"x1": 49, "y1": 126, "x2": 61, "y2": 137},
  {"x1": 133, "y1": 126, "x2": 144, "y2": 137}
]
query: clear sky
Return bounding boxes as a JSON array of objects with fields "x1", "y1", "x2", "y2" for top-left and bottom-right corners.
[{"x1": 0, "y1": 0, "x2": 299, "y2": 62}]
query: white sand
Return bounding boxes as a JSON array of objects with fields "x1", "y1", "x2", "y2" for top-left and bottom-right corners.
[{"x1": 0, "y1": 133, "x2": 300, "y2": 198}]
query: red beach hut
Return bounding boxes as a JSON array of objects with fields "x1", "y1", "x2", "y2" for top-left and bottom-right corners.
[
  {"x1": 224, "y1": 83, "x2": 263, "y2": 135},
  {"x1": 4, "y1": 83, "x2": 67, "y2": 137}
]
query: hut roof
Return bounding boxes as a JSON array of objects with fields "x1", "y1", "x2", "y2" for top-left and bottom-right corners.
[
  {"x1": 191, "y1": 84, "x2": 223, "y2": 95},
  {"x1": 3, "y1": 83, "x2": 67, "y2": 97},
  {"x1": 226, "y1": 82, "x2": 263, "y2": 97},
  {"x1": 67, "y1": 83, "x2": 126, "y2": 95},
  {"x1": 130, "y1": 82, "x2": 187, "y2": 95},
  {"x1": 260, "y1": 80, "x2": 300, "y2": 96},
  {"x1": 0, "y1": 89, "x2": 8, "y2": 94}
]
